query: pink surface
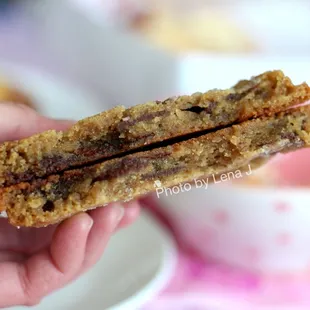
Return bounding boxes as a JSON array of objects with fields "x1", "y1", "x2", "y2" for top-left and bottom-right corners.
[
  {"x1": 141, "y1": 147, "x2": 310, "y2": 309},
  {"x1": 142, "y1": 204, "x2": 310, "y2": 309},
  {"x1": 271, "y1": 149, "x2": 310, "y2": 187},
  {"x1": 144, "y1": 249, "x2": 310, "y2": 309}
]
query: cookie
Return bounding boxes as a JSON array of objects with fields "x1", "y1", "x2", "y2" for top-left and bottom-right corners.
[
  {"x1": 0, "y1": 70, "x2": 309, "y2": 187},
  {"x1": 1, "y1": 105, "x2": 310, "y2": 227},
  {"x1": 133, "y1": 9, "x2": 255, "y2": 53}
]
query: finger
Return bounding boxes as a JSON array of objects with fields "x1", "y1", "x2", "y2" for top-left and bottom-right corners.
[
  {"x1": 0, "y1": 103, "x2": 74, "y2": 142},
  {"x1": 0, "y1": 250, "x2": 27, "y2": 263},
  {"x1": 10, "y1": 213, "x2": 93, "y2": 306},
  {"x1": 81, "y1": 204, "x2": 124, "y2": 272},
  {"x1": 116, "y1": 201, "x2": 140, "y2": 229},
  {"x1": 0, "y1": 218, "x2": 20, "y2": 250},
  {"x1": 20, "y1": 225, "x2": 57, "y2": 255},
  {"x1": 139, "y1": 194, "x2": 158, "y2": 209},
  {"x1": 0, "y1": 218, "x2": 56, "y2": 254}
]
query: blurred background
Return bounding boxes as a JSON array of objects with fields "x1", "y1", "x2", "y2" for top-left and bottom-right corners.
[
  {"x1": 1, "y1": 1, "x2": 310, "y2": 309},
  {"x1": 1, "y1": 0, "x2": 310, "y2": 107}
]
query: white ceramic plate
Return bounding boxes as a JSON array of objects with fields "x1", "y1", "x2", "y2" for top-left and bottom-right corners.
[
  {"x1": 11, "y1": 210, "x2": 176, "y2": 310},
  {"x1": 0, "y1": 62, "x2": 177, "y2": 310}
]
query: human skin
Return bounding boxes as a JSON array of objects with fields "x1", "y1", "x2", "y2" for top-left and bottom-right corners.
[{"x1": 0, "y1": 103, "x2": 140, "y2": 307}]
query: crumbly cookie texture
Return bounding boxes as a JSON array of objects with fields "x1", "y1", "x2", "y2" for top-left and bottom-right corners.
[
  {"x1": 1, "y1": 106, "x2": 310, "y2": 227},
  {"x1": 0, "y1": 70, "x2": 309, "y2": 187}
]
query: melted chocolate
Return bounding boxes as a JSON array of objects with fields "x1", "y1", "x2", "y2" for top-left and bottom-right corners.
[
  {"x1": 226, "y1": 85, "x2": 258, "y2": 102},
  {"x1": 76, "y1": 131, "x2": 124, "y2": 157},
  {"x1": 93, "y1": 157, "x2": 149, "y2": 182},
  {"x1": 40, "y1": 154, "x2": 77, "y2": 174},
  {"x1": 205, "y1": 101, "x2": 218, "y2": 114},
  {"x1": 254, "y1": 88, "x2": 273, "y2": 100},
  {"x1": 280, "y1": 132, "x2": 298, "y2": 142},
  {"x1": 118, "y1": 110, "x2": 169, "y2": 131}
]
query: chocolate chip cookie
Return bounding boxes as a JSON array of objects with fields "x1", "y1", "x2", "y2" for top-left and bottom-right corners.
[
  {"x1": 0, "y1": 70, "x2": 310, "y2": 227},
  {"x1": 0, "y1": 71, "x2": 309, "y2": 187}
]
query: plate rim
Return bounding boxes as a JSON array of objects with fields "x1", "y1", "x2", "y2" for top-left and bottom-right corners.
[{"x1": 109, "y1": 210, "x2": 177, "y2": 310}]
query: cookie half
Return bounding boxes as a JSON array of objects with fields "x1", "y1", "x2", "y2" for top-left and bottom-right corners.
[
  {"x1": 1, "y1": 105, "x2": 310, "y2": 227},
  {"x1": 1, "y1": 70, "x2": 309, "y2": 187}
]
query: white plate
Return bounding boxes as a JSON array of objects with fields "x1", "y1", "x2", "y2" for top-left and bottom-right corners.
[
  {"x1": 0, "y1": 63, "x2": 177, "y2": 310},
  {"x1": 12, "y1": 210, "x2": 176, "y2": 310}
]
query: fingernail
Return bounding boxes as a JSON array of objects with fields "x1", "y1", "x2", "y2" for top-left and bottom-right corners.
[
  {"x1": 86, "y1": 216, "x2": 94, "y2": 230},
  {"x1": 112, "y1": 204, "x2": 125, "y2": 224}
]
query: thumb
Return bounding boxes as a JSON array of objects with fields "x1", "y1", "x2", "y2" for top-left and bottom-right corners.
[{"x1": 0, "y1": 103, "x2": 74, "y2": 142}]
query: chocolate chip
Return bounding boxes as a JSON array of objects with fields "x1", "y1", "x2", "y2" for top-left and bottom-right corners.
[
  {"x1": 76, "y1": 131, "x2": 125, "y2": 158},
  {"x1": 226, "y1": 85, "x2": 258, "y2": 102},
  {"x1": 5, "y1": 171, "x2": 35, "y2": 186},
  {"x1": 226, "y1": 93, "x2": 245, "y2": 102},
  {"x1": 254, "y1": 88, "x2": 273, "y2": 100},
  {"x1": 51, "y1": 182, "x2": 69, "y2": 199},
  {"x1": 40, "y1": 155, "x2": 75, "y2": 174},
  {"x1": 302, "y1": 119, "x2": 307, "y2": 131},
  {"x1": 140, "y1": 150, "x2": 171, "y2": 159},
  {"x1": 136, "y1": 110, "x2": 169, "y2": 122},
  {"x1": 42, "y1": 201, "x2": 55, "y2": 212},
  {"x1": 262, "y1": 90, "x2": 273, "y2": 100},
  {"x1": 205, "y1": 101, "x2": 218, "y2": 114},
  {"x1": 49, "y1": 174, "x2": 83, "y2": 200},
  {"x1": 118, "y1": 110, "x2": 170, "y2": 131},
  {"x1": 94, "y1": 157, "x2": 149, "y2": 182},
  {"x1": 281, "y1": 132, "x2": 297, "y2": 141},
  {"x1": 137, "y1": 133, "x2": 156, "y2": 144}
]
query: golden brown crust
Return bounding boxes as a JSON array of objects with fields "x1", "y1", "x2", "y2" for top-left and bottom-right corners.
[
  {"x1": 0, "y1": 70, "x2": 309, "y2": 187},
  {"x1": 1, "y1": 106, "x2": 310, "y2": 227}
]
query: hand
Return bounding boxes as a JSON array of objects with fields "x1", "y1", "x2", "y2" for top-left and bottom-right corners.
[{"x1": 0, "y1": 103, "x2": 140, "y2": 307}]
